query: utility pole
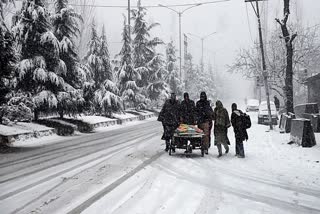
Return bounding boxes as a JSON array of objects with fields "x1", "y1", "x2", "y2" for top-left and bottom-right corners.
[
  {"x1": 128, "y1": 0, "x2": 131, "y2": 38},
  {"x1": 245, "y1": 0, "x2": 273, "y2": 130},
  {"x1": 179, "y1": 13, "x2": 182, "y2": 80}
]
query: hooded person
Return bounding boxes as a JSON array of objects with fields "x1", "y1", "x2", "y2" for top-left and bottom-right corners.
[
  {"x1": 231, "y1": 103, "x2": 248, "y2": 158},
  {"x1": 196, "y1": 92, "x2": 214, "y2": 154},
  {"x1": 157, "y1": 93, "x2": 180, "y2": 151},
  {"x1": 213, "y1": 100, "x2": 230, "y2": 157},
  {"x1": 180, "y1": 92, "x2": 196, "y2": 125}
]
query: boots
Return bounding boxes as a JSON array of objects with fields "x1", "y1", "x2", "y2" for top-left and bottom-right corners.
[{"x1": 165, "y1": 140, "x2": 170, "y2": 152}]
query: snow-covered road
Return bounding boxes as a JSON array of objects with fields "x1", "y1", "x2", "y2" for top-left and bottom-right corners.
[{"x1": 1, "y1": 115, "x2": 320, "y2": 214}]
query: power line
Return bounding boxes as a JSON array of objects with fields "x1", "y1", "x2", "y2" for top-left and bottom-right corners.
[{"x1": 67, "y1": 0, "x2": 230, "y2": 9}]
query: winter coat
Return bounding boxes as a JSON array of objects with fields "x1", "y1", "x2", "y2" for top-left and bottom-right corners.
[
  {"x1": 213, "y1": 101, "x2": 231, "y2": 145},
  {"x1": 180, "y1": 99, "x2": 196, "y2": 124},
  {"x1": 213, "y1": 101, "x2": 230, "y2": 128},
  {"x1": 231, "y1": 109, "x2": 249, "y2": 141},
  {"x1": 196, "y1": 100, "x2": 213, "y2": 125},
  {"x1": 274, "y1": 97, "x2": 280, "y2": 110},
  {"x1": 158, "y1": 99, "x2": 180, "y2": 126}
]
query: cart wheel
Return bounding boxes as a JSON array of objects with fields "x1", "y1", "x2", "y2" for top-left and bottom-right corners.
[{"x1": 201, "y1": 148, "x2": 204, "y2": 157}]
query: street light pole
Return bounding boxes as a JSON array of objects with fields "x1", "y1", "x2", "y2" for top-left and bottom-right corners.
[
  {"x1": 245, "y1": 0, "x2": 273, "y2": 130},
  {"x1": 187, "y1": 32, "x2": 217, "y2": 71},
  {"x1": 158, "y1": 4, "x2": 203, "y2": 83}
]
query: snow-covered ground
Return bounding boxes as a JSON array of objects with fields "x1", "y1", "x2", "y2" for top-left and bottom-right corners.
[{"x1": 0, "y1": 114, "x2": 319, "y2": 214}]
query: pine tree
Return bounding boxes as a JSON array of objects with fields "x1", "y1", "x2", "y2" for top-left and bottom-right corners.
[
  {"x1": 52, "y1": 0, "x2": 86, "y2": 118},
  {"x1": 132, "y1": 0, "x2": 162, "y2": 89},
  {"x1": 12, "y1": 0, "x2": 68, "y2": 120},
  {"x1": 118, "y1": 16, "x2": 141, "y2": 108},
  {"x1": 145, "y1": 53, "x2": 169, "y2": 102},
  {"x1": 84, "y1": 22, "x2": 122, "y2": 115},
  {"x1": 165, "y1": 41, "x2": 182, "y2": 96},
  {"x1": 93, "y1": 25, "x2": 122, "y2": 115},
  {"x1": 84, "y1": 21, "x2": 105, "y2": 90},
  {"x1": 0, "y1": 0, "x2": 16, "y2": 105}
]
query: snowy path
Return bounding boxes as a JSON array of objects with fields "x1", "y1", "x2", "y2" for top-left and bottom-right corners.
[{"x1": 1, "y1": 115, "x2": 320, "y2": 214}]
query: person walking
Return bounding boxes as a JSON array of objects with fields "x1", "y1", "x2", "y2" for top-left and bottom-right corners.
[
  {"x1": 180, "y1": 92, "x2": 196, "y2": 125},
  {"x1": 196, "y1": 92, "x2": 214, "y2": 154},
  {"x1": 158, "y1": 93, "x2": 180, "y2": 152},
  {"x1": 213, "y1": 100, "x2": 230, "y2": 157},
  {"x1": 231, "y1": 103, "x2": 248, "y2": 158},
  {"x1": 274, "y1": 95, "x2": 280, "y2": 111}
]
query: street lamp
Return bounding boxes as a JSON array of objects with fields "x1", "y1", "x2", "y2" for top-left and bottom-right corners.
[
  {"x1": 187, "y1": 32, "x2": 217, "y2": 70},
  {"x1": 158, "y1": 3, "x2": 203, "y2": 82}
]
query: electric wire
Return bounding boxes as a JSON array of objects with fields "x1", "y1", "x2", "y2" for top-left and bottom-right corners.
[{"x1": 66, "y1": 0, "x2": 230, "y2": 8}]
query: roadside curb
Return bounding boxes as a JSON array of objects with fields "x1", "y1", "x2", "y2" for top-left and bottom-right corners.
[{"x1": 0, "y1": 111, "x2": 157, "y2": 145}]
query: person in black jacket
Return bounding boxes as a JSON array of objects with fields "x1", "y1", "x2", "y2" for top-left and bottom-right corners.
[
  {"x1": 231, "y1": 103, "x2": 248, "y2": 158},
  {"x1": 196, "y1": 92, "x2": 214, "y2": 154},
  {"x1": 180, "y1": 92, "x2": 196, "y2": 125},
  {"x1": 274, "y1": 95, "x2": 280, "y2": 111},
  {"x1": 158, "y1": 93, "x2": 180, "y2": 151}
]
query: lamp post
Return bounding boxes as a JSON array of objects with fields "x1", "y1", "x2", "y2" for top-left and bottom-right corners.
[
  {"x1": 187, "y1": 32, "x2": 217, "y2": 70},
  {"x1": 158, "y1": 3, "x2": 203, "y2": 82}
]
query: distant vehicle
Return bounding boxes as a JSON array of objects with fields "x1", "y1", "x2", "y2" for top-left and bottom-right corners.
[
  {"x1": 246, "y1": 99, "x2": 260, "y2": 112},
  {"x1": 258, "y1": 101, "x2": 278, "y2": 125}
]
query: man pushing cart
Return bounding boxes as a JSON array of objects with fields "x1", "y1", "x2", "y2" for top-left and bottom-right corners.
[{"x1": 158, "y1": 92, "x2": 213, "y2": 157}]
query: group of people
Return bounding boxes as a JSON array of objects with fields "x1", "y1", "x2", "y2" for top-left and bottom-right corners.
[{"x1": 158, "y1": 92, "x2": 248, "y2": 158}]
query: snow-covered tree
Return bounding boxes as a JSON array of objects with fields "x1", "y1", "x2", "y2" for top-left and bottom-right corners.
[
  {"x1": 0, "y1": 0, "x2": 16, "y2": 105},
  {"x1": 131, "y1": 0, "x2": 163, "y2": 88},
  {"x1": 84, "y1": 22, "x2": 122, "y2": 114},
  {"x1": 99, "y1": 25, "x2": 112, "y2": 81},
  {"x1": 145, "y1": 53, "x2": 169, "y2": 102},
  {"x1": 84, "y1": 21, "x2": 106, "y2": 90},
  {"x1": 118, "y1": 16, "x2": 141, "y2": 107},
  {"x1": 165, "y1": 41, "x2": 183, "y2": 96},
  {"x1": 93, "y1": 25, "x2": 122, "y2": 115},
  {"x1": 12, "y1": 0, "x2": 69, "y2": 120},
  {"x1": 52, "y1": 0, "x2": 86, "y2": 118}
]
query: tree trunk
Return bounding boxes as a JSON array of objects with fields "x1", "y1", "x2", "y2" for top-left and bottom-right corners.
[
  {"x1": 276, "y1": 0, "x2": 297, "y2": 114},
  {"x1": 59, "y1": 110, "x2": 64, "y2": 119},
  {"x1": 34, "y1": 109, "x2": 39, "y2": 121},
  {"x1": 285, "y1": 43, "x2": 294, "y2": 113}
]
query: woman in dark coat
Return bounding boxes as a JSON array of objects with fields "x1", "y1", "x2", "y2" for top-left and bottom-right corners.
[
  {"x1": 158, "y1": 93, "x2": 180, "y2": 151},
  {"x1": 213, "y1": 100, "x2": 230, "y2": 157}
]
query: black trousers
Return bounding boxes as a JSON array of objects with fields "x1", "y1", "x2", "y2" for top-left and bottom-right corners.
[{"x1": 235, "y1": 137, "x2": 245, "y2": 157}]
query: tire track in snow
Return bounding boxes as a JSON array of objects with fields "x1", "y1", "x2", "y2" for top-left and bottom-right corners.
[
  {"x1": 202, "y1": 156, "x2": 320, "y2": 198},
  {"x1": 0, "y1": 132, "x2": 159, "y2": 201},
  {"x1": 0, "y1": 128, "x2": 159, "y2": 180},
  {"x1": 67, "y1": 151, "x2": 165, "y2": 214},
  {"x1": 0, "y1": 131, "x2": 154, "y2": 184},
  {"x1": 9, "y1": 133, "x2": 160, "y2": 214},
  {"x1": 154, "y1": 159, "x2": 320, "y2": 214},
  {"x1": 0, "y1": 121, "x2": 158, "y2": 168}
]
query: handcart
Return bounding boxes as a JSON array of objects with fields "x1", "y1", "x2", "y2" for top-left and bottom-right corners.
[{"x1": 169, "y1": 131, "x2": 205, "y2": 157}]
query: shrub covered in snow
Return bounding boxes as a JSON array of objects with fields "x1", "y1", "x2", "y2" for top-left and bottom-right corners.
[
  {"x1": 0, "y1": 102, "x2": 33, "y2": 123},
  {"x1": 36, "y1": 119, "x2": 76, "y2": 136}
]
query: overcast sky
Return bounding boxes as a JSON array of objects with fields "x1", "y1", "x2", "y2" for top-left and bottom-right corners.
[
  {"x1": 89, "y1": 0, "x2": 320, "y2": 103},
  {"x1": 5, "y1": 0, "x2": 320, "y2": 103}
]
